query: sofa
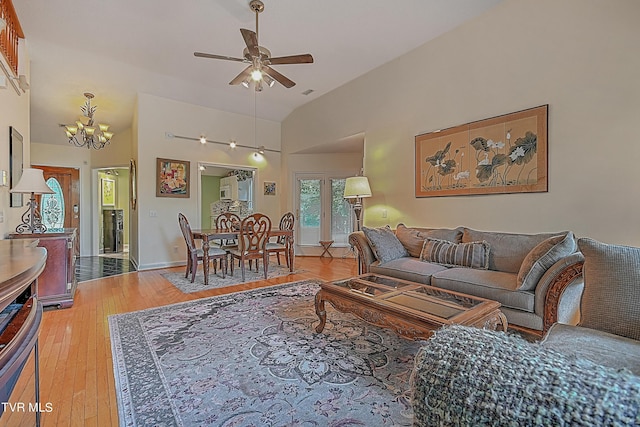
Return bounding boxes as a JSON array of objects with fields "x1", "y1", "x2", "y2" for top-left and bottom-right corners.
[
  {"x1": 411, "y1": 237, "x2": 640, "y2": 426},
  {"x1": 349, "y1": 224, "x2": 585, "y2": 335}
]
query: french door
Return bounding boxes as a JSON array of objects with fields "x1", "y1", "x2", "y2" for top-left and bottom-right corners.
[{"x1": 295, "y1": 173, "x2": 353, "y2": 256}]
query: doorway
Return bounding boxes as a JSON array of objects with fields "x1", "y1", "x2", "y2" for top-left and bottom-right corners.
[
  {"x1": 96, "y1": 168, "x2": 129, "y2": 259},
  {"x1": 34, "y1": 165, "x2": 80, "y2": 254},
  {"x1": 294, "y1": 173, "x2": 353, "y2": 256},
  {"x1": 199, "y1": 163, "x2": 255, "y2": 228}
]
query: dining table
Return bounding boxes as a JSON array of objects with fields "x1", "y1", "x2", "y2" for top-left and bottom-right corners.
[{"x1": 191, "y1": 227, "x2": 294, "y2": 285}]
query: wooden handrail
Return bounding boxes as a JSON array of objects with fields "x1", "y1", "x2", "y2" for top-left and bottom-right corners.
[{"x1": 0, "y1": 0, "x2": 25, "y2": 75}]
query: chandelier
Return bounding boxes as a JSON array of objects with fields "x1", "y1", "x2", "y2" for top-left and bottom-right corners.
[{"x1": 63, "y1": 92, "x2": 114, "y2": 149}]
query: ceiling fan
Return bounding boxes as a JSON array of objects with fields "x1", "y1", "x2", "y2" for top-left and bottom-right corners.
[{"x1": 194, "y1": 0, "x2": 314, "y2": 91}]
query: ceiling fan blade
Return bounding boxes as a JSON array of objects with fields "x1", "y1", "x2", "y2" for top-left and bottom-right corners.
[
  {"x1": 229, "y1": 66, "x2": 253, "y2": 85},
  {"x1": 240, "y1": 28, "x2": 260, "y2": 57},
  {"x1": 263, "y1": 66, "x2": 295, "y2": 88},
  {"x1": 268, "y1": 54, "x2": 314, "y2": 65},
  {"x1": 194, "y1": 52, "x2": 246, "y2": 62}
]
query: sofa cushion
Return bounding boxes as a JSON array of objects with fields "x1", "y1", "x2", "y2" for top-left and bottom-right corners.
[
  {"x1": 412, "y1": 325, "x2": 640, "y2": 427},
  {"x1": 362, "y1": 225, "x2": 408, "y2": 263},
  {"x1": 432, "y1": 268, "x2": 534, "y2": 312},
  {"x1": 542, "y1": 323, "x2": 640, "y2": 376},
  {"x1": 420, "y1": 238, "x2": 490, "y2": 270},
  {"x1": 370, "y1": 257, "x2": 447, "y2": 285},
  {"x1": 517, "y1": 232, "x2": 576, "y2": 291},
  {"x1": 578, "y1": 238, "x2": 640, "y2": 341},
  {"x1": 462, "y1": 228, "x2": 566, "y2": 273},
  {"x1": 395, "y1": 224, "x2": 462, "y2": 257}
]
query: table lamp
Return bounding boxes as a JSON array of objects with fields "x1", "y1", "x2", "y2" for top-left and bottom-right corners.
[
  {"x1": 10, "y1": 168, "x2": 55, "y2": 234},
  {"x1": 343, "y1": 176, "x2": 372, "y2": 231}
]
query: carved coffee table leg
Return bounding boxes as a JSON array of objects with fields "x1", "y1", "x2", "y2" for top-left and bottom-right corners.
[
  {"x1": 315, "y1": 291, "x2": 327, "y2": 333},
  {"x1": 497, "y1": 312, "x2": 508, "y2": 332}
]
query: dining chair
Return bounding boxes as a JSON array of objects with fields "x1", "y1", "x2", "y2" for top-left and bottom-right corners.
[
  {"x1": 266, "y1": 212, "x2": 295, "y2": 268},
  {"x1": 214, "y1": 212, "x2": 241, "y2": 250},
  {"x1": 228, "y1": 213, "x2": 271, "y2": 282},
  {"x1": 178, "y1": 213, "x2": 228, "y2": 282}
]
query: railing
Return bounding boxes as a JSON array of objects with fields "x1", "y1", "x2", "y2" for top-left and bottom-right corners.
[{"x1": 0, "y1": 0, "x2": 24, "y2": 75}]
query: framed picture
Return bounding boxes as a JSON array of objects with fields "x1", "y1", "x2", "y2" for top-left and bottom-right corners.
[
  {"x1": 156, "y1": 158, "x2": 190, "y2": 198},
  {"x1": 129, "y1": 159, "x2": 137, "y2": 210},
  {"x1": 415, "y1": 105, "x2": 548, "y2": 197},
  {"x1": 9, "y1": 126, "x2": 23, "y2": 207},
  {"x1": 101, "y1": 178, "x2": 116, "y2": 206},
  {"x1": 264, "y1": 181, "x2": 276, "y2": 196}
]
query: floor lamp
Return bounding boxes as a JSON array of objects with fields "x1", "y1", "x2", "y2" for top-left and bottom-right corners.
[
  {"x1": 343, "y1": 176, "x2": 372, "y2": 231},
  {"x1": 10, "y1": 168, "x2": 55, "y2": 234}
]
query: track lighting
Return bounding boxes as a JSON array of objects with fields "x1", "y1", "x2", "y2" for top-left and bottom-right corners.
[
  {"x1": 229, "y1": 140, "x2": 237, "y2": 149},
  {"x1": 200, "y1": 136, "x2": 207, "y2": 144},
  {"x1": 258, "y1": 146, "x2": 265, "y2": 154}
]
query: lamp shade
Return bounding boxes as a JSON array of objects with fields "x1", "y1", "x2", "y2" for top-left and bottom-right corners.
[
  {"x1": 344, "y1": 176, "x2": 372, "y2": 199},
  {"x1": 10, "y1": 168, "x2": 55, "y2": 194}
]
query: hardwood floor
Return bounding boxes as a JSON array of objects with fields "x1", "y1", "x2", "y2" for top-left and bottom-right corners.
[{"x1": 0, "y1": 256, "x2": 358, "y2": 427}]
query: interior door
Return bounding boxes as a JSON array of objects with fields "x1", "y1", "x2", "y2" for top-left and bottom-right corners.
[{"x1": 34, "y1": 165, "x2": 80, "y2": 254}]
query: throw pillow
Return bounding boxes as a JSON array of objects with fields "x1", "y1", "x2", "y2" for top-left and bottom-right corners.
[
  {"x1": 395, "y1": 224, "x2": 463, "y2": 258},
  {"x1": 578, "y1": 238, "x2": 640, "y2": 341},
  {"x1": 395, "y1": 224, "x2": 427, "y2": 258},
  {"x1": 362, "y1": 225, "x2": 408, "y2": 264},
  {"x1": 516, "y1": 232, "x2": 576, "y2": 291},
  {"x1": 420, "y1": 238, "x2": 490, "y2": 269}
]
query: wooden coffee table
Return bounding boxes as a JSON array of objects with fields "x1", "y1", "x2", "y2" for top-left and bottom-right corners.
[{"x1": 314, "y1": 274, "x2": 507, "y2": 340}]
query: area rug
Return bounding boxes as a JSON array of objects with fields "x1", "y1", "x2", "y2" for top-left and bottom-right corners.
[
  {"x1": 161, "y1": 263, "x2": 299, "y2": 293},
  {"x1": 109, "y1": 279, "x2": 423, "y2": 426}
]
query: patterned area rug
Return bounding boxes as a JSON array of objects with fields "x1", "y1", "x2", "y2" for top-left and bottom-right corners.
[
  {"x1": 109, "y1": 280, "x2": 423, "y2": 426},
  {"x1": 162, "y1": 263, "x2": 298, "y2": 293}
]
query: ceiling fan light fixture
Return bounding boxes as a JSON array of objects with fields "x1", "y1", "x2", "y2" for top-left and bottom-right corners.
[
  {"x1": 250, "y1": 69, "x2": 263, "y2": 81},
  {"x1": 241, "y1": 77, "x2": 251, "y2": 88},
  {"x1": 263, "y1": 74, "x2": 275, "y2": 87}
]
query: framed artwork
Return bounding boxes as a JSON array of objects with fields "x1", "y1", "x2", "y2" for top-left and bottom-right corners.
[
  {"x1": 129, "y1": 159, "x2": 137, "y2": 210},
  {"x1": 264, "y1": 181, "x2": 276, "y2": 196},
  {"x1": 415, "y1": 105, "x2": 548, "y2": 198},
  {"x1": 156, "y1": 158, "x2": 190, "y2": 198},
  {"x1": 9, "y1": 126, "x2": 23, "y2": 207},
  {"x1": 101, "y1": 178, "x2": 116, "y2": 206}
]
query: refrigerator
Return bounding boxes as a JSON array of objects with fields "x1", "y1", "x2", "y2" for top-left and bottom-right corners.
[{"x1": 103, "y1": 209, "x2": 124, "y2": 253}]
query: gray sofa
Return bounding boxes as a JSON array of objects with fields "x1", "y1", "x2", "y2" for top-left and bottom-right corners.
[
  {"x1": 349, "y1": 224, "x2": 585, "y2": 335},
  {"x1": 411, "y1": 237, "x2": 640, "y2": 426}
]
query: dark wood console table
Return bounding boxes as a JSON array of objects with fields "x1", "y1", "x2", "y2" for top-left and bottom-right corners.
[
  {"x1": 9, "y1": 228, "x2": 78, "y2": 308},
  {"x1": 0, "y1": 239, "x2": 46, "y2": 426}
]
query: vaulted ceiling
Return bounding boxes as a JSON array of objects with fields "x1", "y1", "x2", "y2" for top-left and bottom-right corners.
[{"x1": 14, "y1": 0, "x2": 502, "y2": 146}]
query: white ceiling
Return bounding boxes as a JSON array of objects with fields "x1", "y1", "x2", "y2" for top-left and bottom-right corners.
[{"x1": 13, "y1": 0, "x2": 502, "y2": 146}]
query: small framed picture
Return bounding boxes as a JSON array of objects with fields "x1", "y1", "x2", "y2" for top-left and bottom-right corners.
[
  {"x1": 101, "y1": 178, "x2": 116, "y2": 206},
  {"x1": 264, "y1": 181, "x2": 276, "y2": 196},
  {"x1": 156, "y1": 158, "x2": 190, "y2": 198}
]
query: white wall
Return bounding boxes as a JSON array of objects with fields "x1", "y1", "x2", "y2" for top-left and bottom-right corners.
[
  {"x1": 0, "y1": 60, "x2": 30, "y2": 238},
  {"x1": 135, "y1": 93, "x2": 282, "y2": 270},
  {"x1": 283, "y1": 0, "x2": 640, "y2": 246}
]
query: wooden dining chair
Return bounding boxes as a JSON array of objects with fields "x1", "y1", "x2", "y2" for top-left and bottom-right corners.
[
  {"x1": 178, "y1": 213, "x2": 228, "y2": 282},
  {"x1": 214, "y1": 212, "x2": 241, "y2": 250},
  {"x1": 228, "y1": 213, "x2": 271, "y2": 282},
  {"x1": 266, "y1": 212, "x2": 295, "y2": 268}
]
